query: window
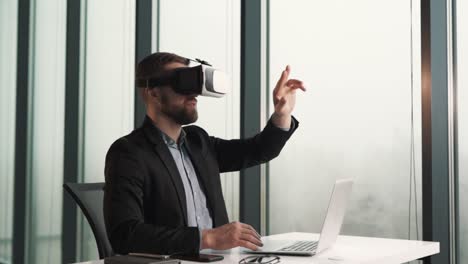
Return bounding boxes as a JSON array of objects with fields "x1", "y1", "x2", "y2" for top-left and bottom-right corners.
[
  {"x1": 0, "y1": 0, "x2": 18, "y2": 262},
  {"x1": 79, "y1": 0, "x2": 135, "y2": 260},
  {"x1": 456, "y1": 0, "x2": 468, "y2": 262},
  {"x1": 29, "y1": 0, "x2": 67, "y2": 262},
  {"x1": 267, "y1": 0, "x2": 422, "y2": 240}
]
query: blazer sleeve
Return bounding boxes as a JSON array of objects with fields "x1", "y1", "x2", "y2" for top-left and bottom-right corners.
[
  {"x1": 104, "y1": 138, "x2": 200, "y2": 255},
  {"x1": 209, "y1": 116, "x2": 299, "y2": 173}
]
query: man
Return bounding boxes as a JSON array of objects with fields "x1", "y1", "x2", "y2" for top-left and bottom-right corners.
[{"x1": 104, "y1": 52, "x2": 305, "y2": 255}]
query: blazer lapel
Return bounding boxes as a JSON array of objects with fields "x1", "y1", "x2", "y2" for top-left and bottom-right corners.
[{"x1": 142, "y1": 117, "x2": 188, "y2": 224}]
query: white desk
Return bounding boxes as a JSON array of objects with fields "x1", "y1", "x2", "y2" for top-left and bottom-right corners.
[{"x1": 75, "y1": 232, "x2": 439, "y2": 264}]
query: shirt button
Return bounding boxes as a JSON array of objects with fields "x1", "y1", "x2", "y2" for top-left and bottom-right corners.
[{"x1": 197, "y1": 216, "x2": 201, "y2": 220}]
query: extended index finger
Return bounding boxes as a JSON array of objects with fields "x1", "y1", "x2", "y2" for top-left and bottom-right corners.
[{"x1": 274, "y1": 65, "x2": 291, "y2": 93}]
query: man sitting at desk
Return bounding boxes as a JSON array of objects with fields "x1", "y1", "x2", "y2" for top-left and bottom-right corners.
[{"x1": 104, "y1": 52, "x2": 305, "y2": 255}]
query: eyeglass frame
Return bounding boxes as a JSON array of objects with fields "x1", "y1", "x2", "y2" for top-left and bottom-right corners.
[{"x1": 239, "y1": 255, "x2": 281, "y2": 264}]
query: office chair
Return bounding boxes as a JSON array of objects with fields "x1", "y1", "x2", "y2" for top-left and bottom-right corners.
[{"x1": 63, "y1": 182, "x2": 114, "y2": 258}]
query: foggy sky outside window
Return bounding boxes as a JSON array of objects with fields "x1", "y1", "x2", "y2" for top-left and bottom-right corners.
[{"x1": 268, "y1": 0, "x2": 423, "y2": 242}]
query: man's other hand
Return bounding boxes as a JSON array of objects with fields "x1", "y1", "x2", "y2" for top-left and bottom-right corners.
[
  {"x1": 201, "y1": 222, "x2": 263, "y2": 251},
  {"x1": 271, "y1": 65, "x2": 306, "y2": 129}
]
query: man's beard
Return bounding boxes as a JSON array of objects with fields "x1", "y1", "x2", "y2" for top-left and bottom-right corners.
[{"x1": 160, "y1": 93, "x2": 198, "y2": 125}]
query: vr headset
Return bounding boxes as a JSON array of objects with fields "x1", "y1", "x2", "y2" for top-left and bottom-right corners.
[{"x1": 135, "y1": 58, "x2": 229, "y2": 98}]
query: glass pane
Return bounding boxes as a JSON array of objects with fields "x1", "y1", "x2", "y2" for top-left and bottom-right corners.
[
  {"x1": 268, "y1": 0, "x2": 422, "y2": 241},
  {"x1": 456, "y1": 0, "x2": 468, "y2": 262},
  {"x1": 80, "y1": 0, "x2": 135, "y2": 261},
  {"x1": 0, "y1": 0, "x2": 17, "y2": 262},
  {"x1": 29, "y1": 0, "x2": 67, "y2": 262},
  {"x1": 158, "y1": 0, "x2": 241, "y2": 221}
]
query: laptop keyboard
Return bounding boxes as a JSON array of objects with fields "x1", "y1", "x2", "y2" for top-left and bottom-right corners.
[{"x1": 279, "y1": 240, "x2": 318, "y2": 252}]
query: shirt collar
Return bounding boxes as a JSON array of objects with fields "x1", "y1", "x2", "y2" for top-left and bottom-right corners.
[{"x1": 152, "y1": 124, "x2": 186, "y2": 148}]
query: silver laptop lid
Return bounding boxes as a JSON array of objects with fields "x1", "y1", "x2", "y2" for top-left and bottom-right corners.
[{"x1": 316, "y1": 178, "x2": 354, "y2": 253}]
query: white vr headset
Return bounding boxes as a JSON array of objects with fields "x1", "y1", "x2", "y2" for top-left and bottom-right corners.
[{"x1": 136, "y1": 58, "x2": 230, "y2": 98}]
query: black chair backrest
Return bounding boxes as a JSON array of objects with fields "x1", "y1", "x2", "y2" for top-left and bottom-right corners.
[{"x1": 63, "y1": 182, "x2": 114, "y2": 258}]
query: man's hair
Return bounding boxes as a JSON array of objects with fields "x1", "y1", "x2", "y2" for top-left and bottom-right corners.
[{"x1": 135, "y1": 52, "x2": 190, "y2": 87}]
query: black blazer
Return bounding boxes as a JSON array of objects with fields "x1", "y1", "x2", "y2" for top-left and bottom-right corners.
[{"x1": 104, "y1": 116, "x2": 298, "y2": 255}]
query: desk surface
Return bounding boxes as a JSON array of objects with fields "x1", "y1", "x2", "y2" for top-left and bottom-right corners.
[{"x1": 75, "y1": 232, "x2": 439, "y2": 264}]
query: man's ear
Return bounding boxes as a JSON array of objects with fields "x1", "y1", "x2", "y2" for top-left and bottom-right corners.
[
  {"x1": 148, "y1": 87, "x2": 167, "y2": 108},
  {"x1": 146, "y1": 87, "x2": 159, "y2": 100}
]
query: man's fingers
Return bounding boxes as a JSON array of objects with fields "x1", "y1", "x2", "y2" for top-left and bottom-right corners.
[
  {"x1": 288, "y1": 85, "x2": 306, "y2": 92},
  {"x1": 286, "y1": 79, "x2": 304, "y2": 87},
  {"x1": 286, "y1": 79, "x2": 306, "y2": 91},
  {"x1": 281, "y1": 65, "x2": 291, "y2": 84},
  {"x1": 239, "y1": 229, "x2": 263, "y2": 247},
  {"x1": 275, "y1": 74, "x2": 306, "y2": 97},
  {"x1": 240, "y1": 223, "x2": 261, "y2": 238},
  {"x1": 240, "y1": 228, "x2": 260, "y2": 239},
  {"x1": 239, "y1": 240, "x2": 260, "y2": 251},
  {"x1": 239, "y1": 233, "x2": 263, "y2": 247},
  {"x1": 276, "y1": 65, "x2": 290, "y2": 89}
]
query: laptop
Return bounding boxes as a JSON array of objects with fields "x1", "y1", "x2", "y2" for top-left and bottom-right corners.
[{"x1": 244, "y1": 178, "x2": 354, "y2": 256}]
